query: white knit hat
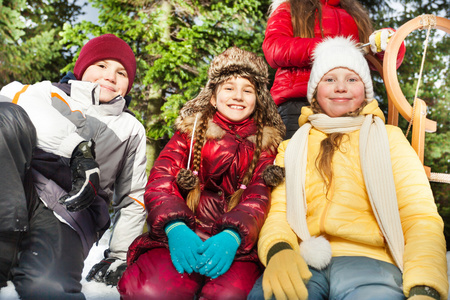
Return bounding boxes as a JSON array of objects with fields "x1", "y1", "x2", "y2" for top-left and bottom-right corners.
[{"x1": 306, "y1": 36, "x2": 374, "y2": 103}]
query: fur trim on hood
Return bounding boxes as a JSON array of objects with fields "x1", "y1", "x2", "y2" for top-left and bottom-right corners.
[
  {"x1": 176, "y1": 114, "x2": 283, "y2": 154},
  {"x1": 268, "y1": 0, "x2": 288, "y2": 16}
]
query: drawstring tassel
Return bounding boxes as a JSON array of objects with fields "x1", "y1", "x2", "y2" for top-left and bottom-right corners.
[
  {"x1": 177, "y1": 114, "x2": 200, "y2": 191},
  {"x1": 262, "y1": 165, "x2": 285, "y2": 187},
  {"x1": 177, "y1": 169, "x2": 199, "y2": 190}
]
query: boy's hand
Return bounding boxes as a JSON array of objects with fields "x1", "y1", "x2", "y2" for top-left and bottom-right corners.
[
  {"x1": 86, "y1": 257, "x2": 127, "y2": 286},
  {"x1": 196, "y1": 229, "x2": 240, "y2": 278},
  {"x1": 59, "y1": 140, "x2": 100, "y2": 212}
]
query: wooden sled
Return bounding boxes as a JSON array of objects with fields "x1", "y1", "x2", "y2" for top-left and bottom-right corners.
[{"x1": 366, "y1": 15, "x2": 450, "y2": 183}]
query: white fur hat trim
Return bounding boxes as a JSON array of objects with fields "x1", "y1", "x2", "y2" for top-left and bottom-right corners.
[
  {"x1": 299, "y1": 235, "x2": 332, "y2": 270},
  {"x1": 307, "y1": 36, "x2": 374, "y2": 103}
]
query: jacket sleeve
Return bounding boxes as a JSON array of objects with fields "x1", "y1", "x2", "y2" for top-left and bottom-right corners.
[
  {"x1": 144, "y1": 131, "x2": 196, "y2": 242},
  {"x1": 213, "y1": 149, "x2": 276, "y2": 255},
  {"x1": 107, "y1": 121, "x2": 148, "y2": 260},
  {"x1": 257, "y1": 140, "x2": 300, "y2": 266},
  {"x1": 263, "y1": 3, "x2": 322, "y2": 69},
  {"x1": 386, "y1": 126, "x2": 448, "y2": 300},
  {"x1": 0, "y1": 81, "x2": 85, "y2": 158}
]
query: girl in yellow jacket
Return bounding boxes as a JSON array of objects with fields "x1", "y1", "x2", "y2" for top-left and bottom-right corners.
[{"x1": 248, "y1": 36, "x2": 448, "y2": 300}]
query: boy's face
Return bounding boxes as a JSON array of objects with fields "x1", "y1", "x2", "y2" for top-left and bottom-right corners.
[
  {"x1": 210, "y1": 76, "x2": 256, "y2": 123},
  {"x1": 316, "y1": 67, "x2": 365, "y2": 117},
  {"x1": 81, "y1": 59, "x2": 129, "y2": 103}
]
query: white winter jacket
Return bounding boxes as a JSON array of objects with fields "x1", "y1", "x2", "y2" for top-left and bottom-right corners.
[{"x1": 0, "y1": 80, "x2": 147, "y2": 259}]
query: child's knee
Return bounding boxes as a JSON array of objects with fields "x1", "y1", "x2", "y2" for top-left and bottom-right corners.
[
  {"x1": 201, "y1": 279, "x2": 249, "y2": 300},
  {"x1": 118, "y1": 249, "x2": 201, "y2": 300}
]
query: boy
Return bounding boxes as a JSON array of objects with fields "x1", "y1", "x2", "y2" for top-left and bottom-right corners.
[{"x1": 0, "y1": 34, "x2": 147, "y2": 299}]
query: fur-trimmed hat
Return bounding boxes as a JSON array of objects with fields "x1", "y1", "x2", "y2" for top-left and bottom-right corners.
[
  {"x1": 74, "y1": 34, "x2": 136, "y2": 94},
  {"x1": 306, "y1": 36, "x2": 374, "y2": 103},
  {"x1": 178, "y1": 47, "x2": 285, "y2": 135}
]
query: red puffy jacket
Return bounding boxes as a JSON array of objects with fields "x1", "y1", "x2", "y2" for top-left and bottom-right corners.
[
  {"x1": 127, "y1": 113, "x2": 280, "y2": 265},
  {"x1": 264, "y1": 0, "x2": 405, "y2": 106}
]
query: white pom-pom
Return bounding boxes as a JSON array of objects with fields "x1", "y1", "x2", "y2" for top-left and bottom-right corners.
[{"x1": 299, "y1": 236, "x2": 332, "y2": 270}]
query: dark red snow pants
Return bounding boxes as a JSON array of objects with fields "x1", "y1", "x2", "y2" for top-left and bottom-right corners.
[{"x1": 118, "y1": 247, "x2": 262, "y2": 300}]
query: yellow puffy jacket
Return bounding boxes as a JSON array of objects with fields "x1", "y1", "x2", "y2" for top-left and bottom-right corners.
[{"x1": 258, "y1": 102, "x2": 448, "y2": 299}]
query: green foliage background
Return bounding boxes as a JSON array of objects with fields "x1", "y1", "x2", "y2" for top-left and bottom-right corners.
[
  {"x1": 0, "y1": 0, "x2": 84, "y2": 84},
  {"x1": 1, "y1": 0, "x2": 448, "y2": 245}
]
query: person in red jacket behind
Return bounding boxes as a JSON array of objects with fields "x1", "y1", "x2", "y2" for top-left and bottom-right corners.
[
  {"x1": 264, "y1": 0, "x2": 406, "y2": 138},
  {"x1": 117, "y1": 47, "x2": 286, "y2": 299}
]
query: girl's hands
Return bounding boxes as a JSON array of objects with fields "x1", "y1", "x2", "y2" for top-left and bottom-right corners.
[
  {"x1": 196, "y1": 229, "x2": 241, "y2": 279},
  {"x1": 166, "y1": 223, "x2": 241, "y2": 278},
  {"x1": 165, "y1": 221, "x2": 203, "y2": 274}
]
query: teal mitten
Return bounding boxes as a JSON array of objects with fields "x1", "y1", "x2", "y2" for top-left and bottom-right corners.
[
  {"x1": 165, "y1": 221, "x2": 202, "y2": 274},
  {"x1": 196, "y1": 229, "x2": 241, "y2": 278}
]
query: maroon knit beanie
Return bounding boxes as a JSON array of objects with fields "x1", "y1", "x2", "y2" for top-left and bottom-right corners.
[{"x1": 73, "y1": 34, "x2": 136, "y2": 94}]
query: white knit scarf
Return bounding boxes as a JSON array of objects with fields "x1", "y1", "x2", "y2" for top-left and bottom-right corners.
[{"x1": 285, "y1": 112, "x2": 404, "y2": 271}]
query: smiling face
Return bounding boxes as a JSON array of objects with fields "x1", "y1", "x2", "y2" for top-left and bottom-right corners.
[
  {"x1": 210, "y1": 76, "x2": 257, "y2": 122},
  {"x1": 316, "y1": 67, "x2": 366, "y2": 117},
  {"x1": 81, "y1": 59, "x2": 129, "y2": 103}
]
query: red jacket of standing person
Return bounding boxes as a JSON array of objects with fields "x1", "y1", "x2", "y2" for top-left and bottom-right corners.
[{"x1": 264, "y1": 0, "x2": 406, "y2": 106}]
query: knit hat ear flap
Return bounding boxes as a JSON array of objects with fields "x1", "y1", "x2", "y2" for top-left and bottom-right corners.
[
  {"x1": 257, "y1": 81, "x2": 286, "y2": 139},
  {"x1": 178, "y1": 87, "x2": 214, "y2": 121},
  {"x1": 306, "y1": 36, "x2": 374, "y2": 103}
]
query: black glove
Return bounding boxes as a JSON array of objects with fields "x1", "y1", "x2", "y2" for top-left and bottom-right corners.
[
  {"x1": 59, "y1": 140, "x2": 100, "y2": 212},
  {"x1": 85, "y1": 258, "x2": 127, "y2": 286}
]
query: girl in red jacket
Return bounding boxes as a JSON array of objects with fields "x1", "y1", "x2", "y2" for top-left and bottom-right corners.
[
  {"x1": 118, "y1": 47, "x2": 285, "y2": 299},
  {"x1": 264, "y1": 0, "x2": 405, "y2": 138}
]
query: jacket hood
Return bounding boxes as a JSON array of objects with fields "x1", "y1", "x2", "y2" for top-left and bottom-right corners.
[{"x1": 268, "y1": 0, "x2": 288, "y2": 16}]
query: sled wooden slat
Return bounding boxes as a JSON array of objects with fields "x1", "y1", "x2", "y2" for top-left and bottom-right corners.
[
  {"x1": 382, "y1": 15, "x2": 449, "y2": 179},
  {"x1": 383, "y1": 16, "x2": 449, "y2": 131}
]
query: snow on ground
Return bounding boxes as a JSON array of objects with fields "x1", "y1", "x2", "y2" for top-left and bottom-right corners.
[
  {"x1": 1, "y1": 232, "x2": 450, "y2": 299},
  {"x1": 0, "y1": 229, "x2": 120, "y2": 300}
]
